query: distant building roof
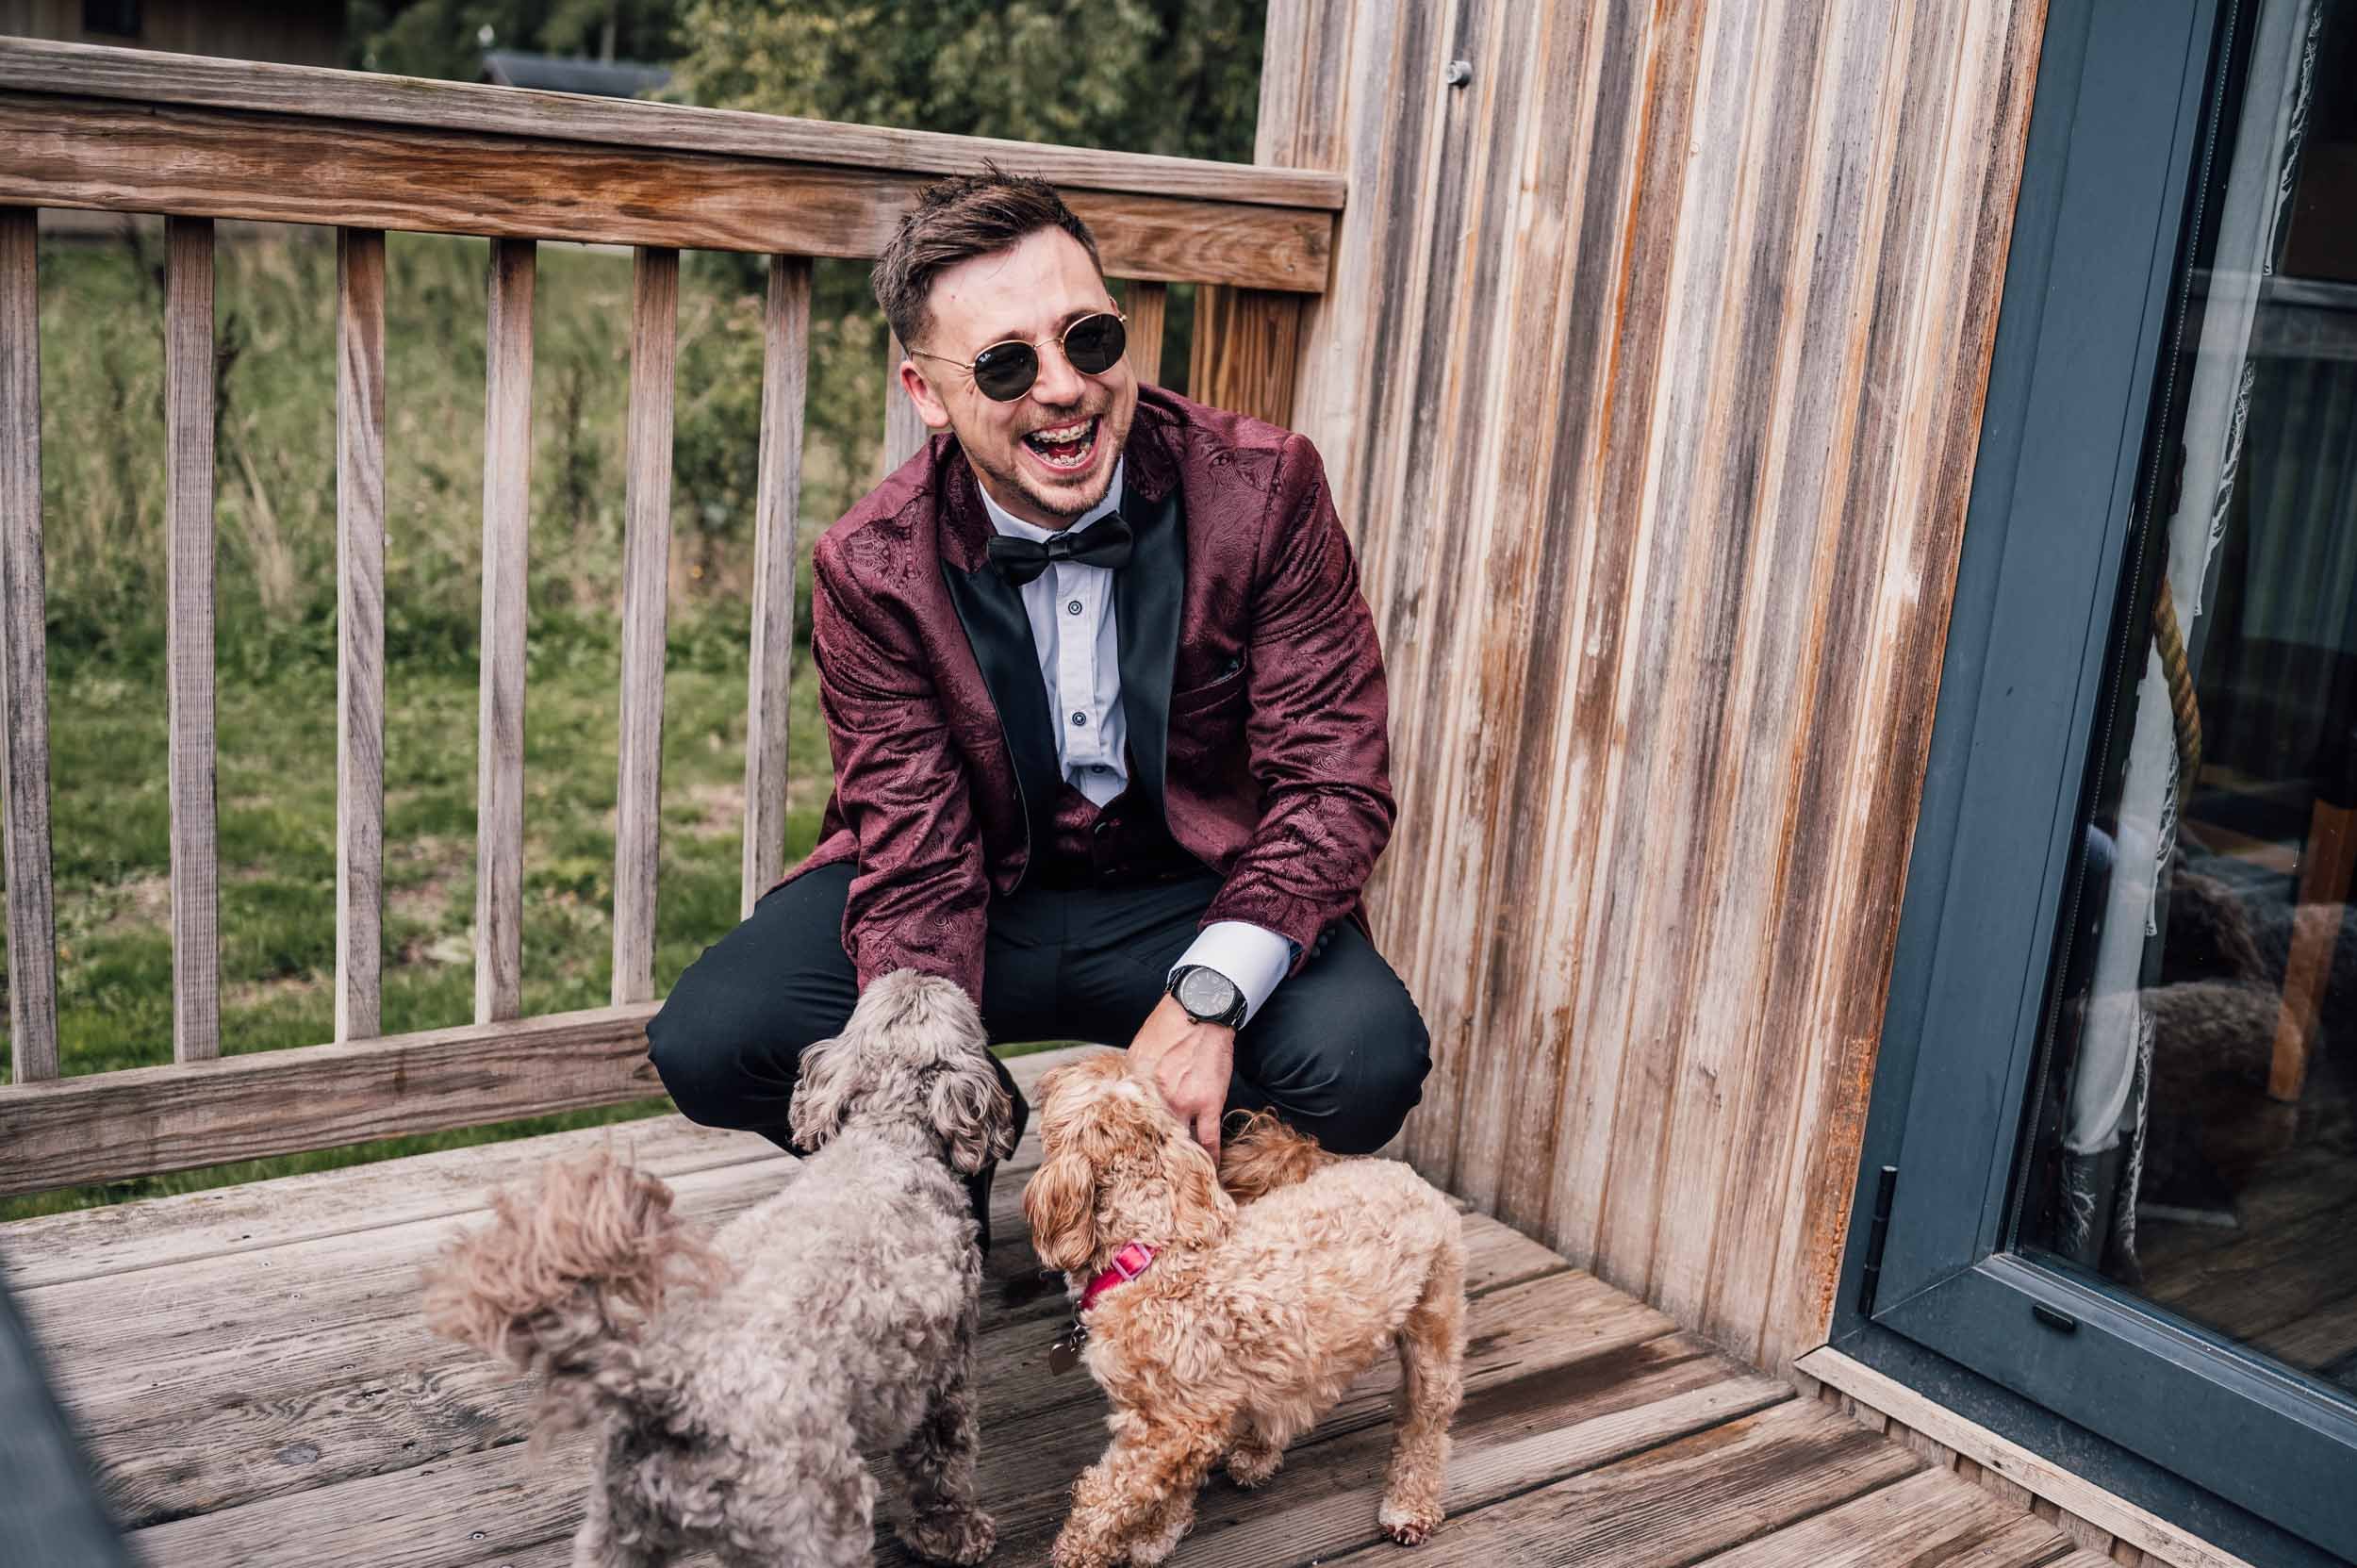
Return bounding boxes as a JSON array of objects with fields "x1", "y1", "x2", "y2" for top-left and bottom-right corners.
[{"x1": 480, "y1": 50, "x2": 670, "y2": 98}]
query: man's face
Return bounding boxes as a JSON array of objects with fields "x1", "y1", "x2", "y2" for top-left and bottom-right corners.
[{"x1": 899, "y1": 228, "x2": 1138, "y2": 532}]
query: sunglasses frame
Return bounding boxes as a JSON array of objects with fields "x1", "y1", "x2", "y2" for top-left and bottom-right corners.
[{"x1": 908, "y1": 309, "x2": 1129, "y2": 403}]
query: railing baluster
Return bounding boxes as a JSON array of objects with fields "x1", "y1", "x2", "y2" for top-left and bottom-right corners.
[
  {"x1": 743, "y1": 256, "x2": 811, "y2": 916},
  {"x1": 0, "y1": 206, "x2": 58, "y2": 1083},
  {"x1": 883, "y1": 332, "x2": 928, "y2": 475},
  {"x1": 475, "y1": 237, "x2": 533, "y2": 1025},
  {"x1": 336, "y1": 228, "x2": 387, "y2": 1042},
  {"x1": 1189, "y1": 285, "x2": 1303, "y2": 428},
  {"x1": 165, "y1": 215, "x2": 220, "y2": 1064},
  {"x1": 612, "y1": 245, "x2": 677, "y2": 1006},
  {"x1": 1127, "y1": 281, "x2": 1167, "y2": 386}
]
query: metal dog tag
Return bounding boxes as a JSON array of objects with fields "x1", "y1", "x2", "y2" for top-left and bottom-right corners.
[{"x1": 1048, "y1": 1319, "x2": 1087, "y2": 1374}]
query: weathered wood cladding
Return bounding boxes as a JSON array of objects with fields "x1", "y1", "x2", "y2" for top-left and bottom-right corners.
[{"x1": 1262, "y1": 0, "x2": 2046, "y2": 1369}]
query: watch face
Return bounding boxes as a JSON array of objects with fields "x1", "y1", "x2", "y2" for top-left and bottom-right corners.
[{"x1": 1177, "y1": 966, "x2": 1240, "y2": 1018}]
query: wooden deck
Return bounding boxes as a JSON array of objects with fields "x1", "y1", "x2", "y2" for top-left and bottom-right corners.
[{"x1": 0, "y1": 1049, "x2": 2115, "y2": 1568}]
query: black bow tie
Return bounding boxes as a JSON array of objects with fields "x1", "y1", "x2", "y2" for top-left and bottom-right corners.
[{"x1": 986, "y1": 515, "x2": 1134, "y2": 586}]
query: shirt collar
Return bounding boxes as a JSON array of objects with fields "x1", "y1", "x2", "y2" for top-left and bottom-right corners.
[{"x1": 977, "y1": 458, "x2": 1127, "y2": 545}]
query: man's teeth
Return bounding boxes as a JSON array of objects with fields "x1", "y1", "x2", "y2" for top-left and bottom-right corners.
[{"x1": 1025, "y1": 418, "x2": 1097, "y2": 469}]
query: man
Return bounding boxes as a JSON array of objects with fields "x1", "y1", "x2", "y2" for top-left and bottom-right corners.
[{"x1": 647, "y1": 170, "x2": 1429, "y2": 1244}]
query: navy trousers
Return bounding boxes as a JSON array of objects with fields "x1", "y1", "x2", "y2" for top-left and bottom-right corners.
[{"x1": 646, "y1": 862, "x2": 1431, "y2": 1155}]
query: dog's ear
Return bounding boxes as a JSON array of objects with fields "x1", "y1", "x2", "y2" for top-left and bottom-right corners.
[
  {"x1": 928, "y1": 1052, "x2": 1017, "y2": 1176},
  {"x1": 787, "y1": 1035, "x2": 857, "y2": 1151},
  {"x1": 1162, "y1": 1127, "x2": 1236, "y2": 1249},
  {"x1": 1023, "y1": 1147, "x2": 1098, "y2": 1273}
]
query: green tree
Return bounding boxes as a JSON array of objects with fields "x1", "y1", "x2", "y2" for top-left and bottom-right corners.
[
  {"x1": 349, "y1": 0, "x2": 684, "y2": 77},
  {"x1": 671, "y1": 0, "x2": 1264, "y2": 163}
]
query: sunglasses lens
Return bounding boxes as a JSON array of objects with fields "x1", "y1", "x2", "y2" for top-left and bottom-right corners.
[
  {"x1": 1064, "y1": 313, "x2": 1127, "y2": 374},
  {"x1": 971, "y1": 342, "x2": 1039, "y2": 402}
]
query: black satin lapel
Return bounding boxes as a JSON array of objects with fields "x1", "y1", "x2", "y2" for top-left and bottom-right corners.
[
  {"x1": 1113, "y1": 487, "x2": 1184, "y2": 824},
  {"x1": 942, "y1": 561, "x2": 1060, "y2": 880}
]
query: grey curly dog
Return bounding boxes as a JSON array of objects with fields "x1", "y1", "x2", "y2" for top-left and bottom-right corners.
[{"x1": 424, "y1": 968, "x2": 1019, "y2": 1568}]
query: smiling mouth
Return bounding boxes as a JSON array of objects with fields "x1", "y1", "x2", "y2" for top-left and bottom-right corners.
[{"x1": 1022, "y1": 417, "x2": 1100, "y2": 474}]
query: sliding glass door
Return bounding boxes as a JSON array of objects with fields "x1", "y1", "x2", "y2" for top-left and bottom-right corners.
[{"x1": 1846, "y1": 0, "x2": 2357, "y2": 1559}]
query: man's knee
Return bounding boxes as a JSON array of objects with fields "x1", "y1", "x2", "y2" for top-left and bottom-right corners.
[
  {"x1": 1257, "y1": 986, "x2": 1431, "y2": 1156},
  {"x1": 645, "y1": 963, "x2": 846, "y2": 1131},
  {"x1": 643, "y1": 989, "x2": 743, "y2": 1128}
]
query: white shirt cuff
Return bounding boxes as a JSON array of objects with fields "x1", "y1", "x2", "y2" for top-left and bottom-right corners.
[{"x1": 1170, "y1": 922, "x2": 1295, "y2": 1027}]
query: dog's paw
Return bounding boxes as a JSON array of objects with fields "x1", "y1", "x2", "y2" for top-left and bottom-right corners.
[
  {"x1": 1048, "y1": 1530, "x2": 1115, "y2": 1568},
  {"x1": 1224, "y1": 1442, "x2": 1283, "y2": 1489},
  {"x1": 1379, "y1": 1501, "x2": 1443, "y2": 1546},
  {"x1": 902, "y1": 1507, "x2": 997, "y2": 1566}
]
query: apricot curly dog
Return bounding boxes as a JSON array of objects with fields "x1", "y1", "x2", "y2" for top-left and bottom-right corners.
[{"x1": 1024, "y1": 1051, "x2": 1466, "y2": 1567}]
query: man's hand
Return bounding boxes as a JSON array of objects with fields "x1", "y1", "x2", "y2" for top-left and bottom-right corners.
[{"x1": 1127, "y1": 994, "x2": 1235, "y2": 1159}]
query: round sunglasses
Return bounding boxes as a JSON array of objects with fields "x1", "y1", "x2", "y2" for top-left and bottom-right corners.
[{"x1": 909, "y1": 310, "x2": 1129, "y2": 403}]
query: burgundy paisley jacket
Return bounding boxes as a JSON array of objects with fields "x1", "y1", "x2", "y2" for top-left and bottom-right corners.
[{"x1": 784, "y1": 385, "x2": 1393, "y2": 1001}]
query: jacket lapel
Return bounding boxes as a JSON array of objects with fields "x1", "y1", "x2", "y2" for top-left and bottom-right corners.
[
  {"x1": 1113, "y1": 484, "x2": 1184, "y2": 825},
  {"x1": 942, "y1": 557, "x2": 1061, "y2": 881}
]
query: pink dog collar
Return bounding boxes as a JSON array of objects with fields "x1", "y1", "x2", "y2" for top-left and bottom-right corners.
[{"x1": 1079, "y1": 1242, "x2": 1157, "y2": 1313}]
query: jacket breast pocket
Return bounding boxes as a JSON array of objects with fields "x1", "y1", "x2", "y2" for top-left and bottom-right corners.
[{"x1": 1168, "y1": 654, "x2": 1246, "y2": 718}]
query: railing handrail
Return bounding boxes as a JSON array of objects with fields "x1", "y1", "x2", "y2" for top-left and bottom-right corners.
[
  {"x1": 0, "y1": 39, "x2": 1331, "y2": 292},
  {"x1": 0, "y1": 37, "x2": 1346, "y2": 212}
]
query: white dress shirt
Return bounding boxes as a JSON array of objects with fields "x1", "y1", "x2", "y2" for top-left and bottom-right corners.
[{"x1": 977, "y1": 464, "x2": 1293, "y2": 1024}]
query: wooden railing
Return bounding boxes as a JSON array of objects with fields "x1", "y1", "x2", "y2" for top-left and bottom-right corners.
[{"x1": 0, "y1": 38, "x2": 1339, "y2": 1197}]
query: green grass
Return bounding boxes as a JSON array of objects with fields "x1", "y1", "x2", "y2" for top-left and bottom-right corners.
[{"x1": 1, "y1": 606, "x2": 835, "y2": 1223}]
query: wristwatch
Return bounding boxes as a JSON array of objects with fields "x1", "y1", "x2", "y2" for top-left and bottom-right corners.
[{"x1": 1166, "y1": 965, "x2": 1248, "y2": 1029}]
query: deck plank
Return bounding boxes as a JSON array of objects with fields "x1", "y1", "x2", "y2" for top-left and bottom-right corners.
[
  {"x1": 892, "y1": 1272, "x2": 1689, "y2": 1568},
  {"x1": 114, "y1": 1250, "x2": 1606, "y2": 1563},
  {"x1": 0, "y1": 1117, "x2": 772, "y2": 1290},
  {"x1": 1, "y1": 1048, "x2": 1085, "y2": 1290},
  {"x1": 52, "y1": 1197, "x2": 1554, "y2": 1532},
  {"x1": 1686, "y1": 1466, "x2": 2041, "y2": 1567},
  {"x1": 1321, "y1": 1395, "x2": 1919, "y2": 1566},
  {"x1": 1937, "y1": 1514, "x2": 2107, "y2": 1567}
]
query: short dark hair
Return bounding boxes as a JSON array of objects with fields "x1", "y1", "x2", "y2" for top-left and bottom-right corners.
[{"x1": 871, "y1": 164, "x2": 1104, "y2": 352}]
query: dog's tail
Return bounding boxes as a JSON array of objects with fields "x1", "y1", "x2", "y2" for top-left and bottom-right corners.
[
  {"x1": 422, "y1": 1150, "x2": 730, "y2": 1435},
  {"x1": 1217, "y1": 1111, "x2": 1343, "y2": 1204}
]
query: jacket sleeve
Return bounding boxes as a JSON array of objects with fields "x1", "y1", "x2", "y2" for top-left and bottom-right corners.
[
  {"x1": 809, "y1": 535, "x2": 990, "y2": 1001},
  {"x1": 1199, "y1": 435, "x2": 1395, "y2": 966}
]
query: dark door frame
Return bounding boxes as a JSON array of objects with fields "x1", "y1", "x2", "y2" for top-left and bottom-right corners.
[{"x1": 1833, "y1": 0, "x2": 2357, "y2": 1561}]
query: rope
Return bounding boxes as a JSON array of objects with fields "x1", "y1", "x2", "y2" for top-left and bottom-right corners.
[{"x1": 2154, "y1": 579, "x2": 2202, "y2": 786}]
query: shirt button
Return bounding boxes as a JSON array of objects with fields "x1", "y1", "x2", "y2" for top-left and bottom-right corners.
[
  {"x1": 1067, "y1": 600, "x2": 1083, "y2": 615},
  {"x1": 1071, "y1": 712, "x2": 1088, "y2": 727}
]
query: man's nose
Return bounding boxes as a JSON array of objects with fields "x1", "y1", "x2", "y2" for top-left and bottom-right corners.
[{"x1": 1029, "y1": 340, "x2": 1086, "y2": 407}]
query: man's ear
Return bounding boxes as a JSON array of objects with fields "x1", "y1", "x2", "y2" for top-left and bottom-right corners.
[
  {"x1": 1022, "y1": 1148, "x2": 1098, "y2": 1273},
  {"x1": 899, "y1": 355, "x2": 953, "y2": 432}
]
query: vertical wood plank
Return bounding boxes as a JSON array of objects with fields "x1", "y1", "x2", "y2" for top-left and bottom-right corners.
[
  {"x1": 1189, "y1": 286, "x2": 1303, "y2": 427},
  {"x1": 742, "y1": 256, "x2": 810, "y2": 916},
  {"x1": 612, "y1": 245, "x2": 677, "y2": 1007},
  {"x1": 335, "y1": 227, "x2": 386, "y2": 1042},
  {"x1": 165, "y1": 215, "x2": 220, "y2": 1065},
  {"x1": 475, "y1": 238, "x2": 533, "y2": 1026},
  {"x1": 1125, "y1": 280, "x2": 1167, "y2": 387},
  {"x1": 882, "y1": 332, "x2": 928, "y2": 475},
  {"x1": 0, "y1": 206, "x2": 58, "y2": 1082}
]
